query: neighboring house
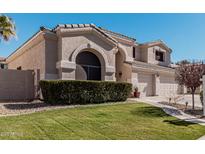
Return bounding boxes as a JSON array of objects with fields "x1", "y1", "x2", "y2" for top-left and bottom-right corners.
[
  {"x1": 5, "y1": 24, "x2": 181, "y2": 97},
  {"x1": 0, "y1": 57, "x2": 7, "y2": 69}
]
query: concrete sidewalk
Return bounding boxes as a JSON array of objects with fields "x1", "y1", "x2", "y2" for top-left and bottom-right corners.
[{"x1": 198, "y1": 135, "x2": 205, "y2": 140}]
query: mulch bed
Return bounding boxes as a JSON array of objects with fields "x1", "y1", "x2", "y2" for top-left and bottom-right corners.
[{"x1": 159, "y1": 101, "x2": 204, "y2": 119}]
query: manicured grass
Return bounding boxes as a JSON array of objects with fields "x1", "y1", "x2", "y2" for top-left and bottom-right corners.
[{"x1": 0, "y1": 101, "x2": 205, "y2": 139}]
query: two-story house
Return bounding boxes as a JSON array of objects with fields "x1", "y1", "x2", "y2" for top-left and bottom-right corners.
[{"x1": 5, "y1": 24, "x2": 180, "y2": 97}]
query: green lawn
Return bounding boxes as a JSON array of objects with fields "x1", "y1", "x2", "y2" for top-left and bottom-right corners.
[{"x1": 0, "y1": 101, "x2": 205, "y2": 139}]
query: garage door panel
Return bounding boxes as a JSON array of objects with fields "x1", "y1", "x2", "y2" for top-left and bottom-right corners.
[
  {"x1": 159, "y1": 75, "x2": 178, "y2": 96},
  {"x1": 138, "y1": 73, "x2": 153, "y2": 97}
]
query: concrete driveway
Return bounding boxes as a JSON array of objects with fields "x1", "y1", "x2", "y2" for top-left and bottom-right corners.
[{"x1": 139, "y1": 94, "x2": 202, "y2": 108}]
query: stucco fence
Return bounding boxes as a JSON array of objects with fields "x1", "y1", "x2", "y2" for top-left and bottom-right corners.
[
  {"x1": 0, "y1": 69, "x2": 34, "y2": 101},
  {"x1": 203, "y1": 75, "x2": 205, "y2": 116}
]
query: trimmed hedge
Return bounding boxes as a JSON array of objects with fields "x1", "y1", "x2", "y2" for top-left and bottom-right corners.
[{"x1": 39, "y1": 80, "x2": 132, "y2": 105}]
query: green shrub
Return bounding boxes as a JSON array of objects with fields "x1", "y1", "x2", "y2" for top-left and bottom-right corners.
[
  {"x1": 200, "y1": 91, "x2": 203, "y2": 105},
  {"x1": 39, "y1": 80, "x2": 132, "y2": 105}
]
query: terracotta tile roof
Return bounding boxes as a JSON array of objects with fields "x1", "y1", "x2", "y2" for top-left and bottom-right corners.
[
  {"x1": 52, "y1": 23, "x2": 96, "y2": 31},
  {"x1": 6, "y1": 24, "x2": 172, "y2": 61},
  {"x1": 133, "y1": 60, "x2": 175, "y2": 73},
  {"x1": 99, "y1": 27, "x2": 136, "y2": 42},
  {"x1": 52, "y1": 24, "x2": 136, "y2": 42},
  {"x1": 139, "y1": 39, "x2": 172, "y2": 52},
  {"x1": 52, "y1": 23, "x2": 118, "y2": 44}
]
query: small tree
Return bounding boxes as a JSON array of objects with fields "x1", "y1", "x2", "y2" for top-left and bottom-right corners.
[{"x1": 175, "y1": 60, "x2": 205, "y2": 110}]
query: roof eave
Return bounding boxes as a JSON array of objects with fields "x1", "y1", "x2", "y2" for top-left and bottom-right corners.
[
  {"x1": 139, "y1": 40, "x2": 172, "y2": 52},
  {"x1": 6, "y1": 27, "x2": 55, "y2": 61}
]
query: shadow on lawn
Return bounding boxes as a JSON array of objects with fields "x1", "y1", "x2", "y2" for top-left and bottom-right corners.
[
  {"x1": 131, "y1": 106, "x2": 197, "y2": 126},
  {"x1": 130, "y1": 106, "x2": 170, "y2": 118},
  {"x1": 163, "y1": 119, "x2": 197, "y2": 126}
]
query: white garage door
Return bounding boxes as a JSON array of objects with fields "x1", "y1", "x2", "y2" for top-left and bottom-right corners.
[
  {"x1": 138, "y1": 73, "x2": 153, "y2": 97},
  {"x1": 159, "y1": 75, "x2": 178, "y2": 97}
]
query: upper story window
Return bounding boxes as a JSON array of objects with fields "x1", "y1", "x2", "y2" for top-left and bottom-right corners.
[
  {"x1": 132, "y1": 47, "x2": 136, "y2": 58},
  {"x1": 155, "y1": 50, "x2": 164, "y2": 62}
]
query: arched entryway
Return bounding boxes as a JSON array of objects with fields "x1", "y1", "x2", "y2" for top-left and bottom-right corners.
[
  {"x1": 76, "y1": 51, "x2": 101, "y2": 80},
  {"x1": 115, "y1": 51, "x2": 123, "y2": 81},
  {"x1": 115, "y1": 49, "x2": 132, "y2": 82}
]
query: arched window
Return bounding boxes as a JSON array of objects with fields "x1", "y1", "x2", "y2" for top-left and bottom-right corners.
[{"x1": 76, "y1": 51, "x2": 101, "y2": 80}]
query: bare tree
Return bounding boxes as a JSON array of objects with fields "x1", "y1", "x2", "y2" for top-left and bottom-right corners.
[
  {"x1": 175, "y1": 60, "x2": 190, "y2": 65},
  {"x1": 175, "y1": 60, "x2": 205, "y2": 110}
]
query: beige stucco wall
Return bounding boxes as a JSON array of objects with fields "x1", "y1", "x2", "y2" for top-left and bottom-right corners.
[
  {"x1": 6, "y1": 32, "x2": 46, "y2": 77},
  {"x1": 147, "y1": 46, "x2": 171, "y2": 67},
  {"x1": 61, "y1": 33, "x2": 114, "y2": 65},
  {"x1": 140, "y1": 47, "x2": 148, "y2": 62},
  {"x1": 115, "y1": 51, "x2": 132, "y2": 83},
  {"x1": 138, "y1": 45, "x2": 171, "y2": 67},
  {"x1": 119, "y1": 42, "x2": 133, "y2": 59},
  {"x1": 6, "y1": 31, "x2": 59, "y2": 80},
  {"x1": 6, "y1": 31, "x2": 57, "y2": 98},
  {"x1": 203, "y1": 75, "x2": 205, "y2": 115},
  {"x1": 44, "y1": 34, "x2": 58, "y2": 79},
  {"x1": 0, "y1": 69, "x2": 34, "y2": 101},
  {"x1": 56, "y1": 30, "x2": 117, "y2": 81}
]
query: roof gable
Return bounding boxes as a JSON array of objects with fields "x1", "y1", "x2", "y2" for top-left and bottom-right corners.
[
  {"x1": 53, "y1": 24, "x2": 118, "y2": 47},
  {"x1": 140, "y1": 40, "x2": 172, "y2": 52}
]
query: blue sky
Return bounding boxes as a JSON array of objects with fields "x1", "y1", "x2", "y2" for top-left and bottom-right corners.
[{"x1": 0, "y1": 13, "x2": 205, "y2": 62}]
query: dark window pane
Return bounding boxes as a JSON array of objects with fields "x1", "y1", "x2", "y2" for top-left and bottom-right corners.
[
  {"x1": 155, "y1": 51, "x2": 164, "y2": 62},
  {"x1": 76, "y1": 51, "x2": 101, "y2": 80},
  {"x1": 0, "y1": 64, "x2": 4, "y2": 69},
  {"x1": 133, "y1": 47, "x2": 136, "y2": 58}
]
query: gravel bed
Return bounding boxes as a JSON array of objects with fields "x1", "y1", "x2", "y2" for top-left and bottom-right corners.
[
  {"x1": 0, "y1": 101, "x2": 68, "y2": 116},
  {"x1": 0, "y1": 100, "x2": 132, "y2": 117}
]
